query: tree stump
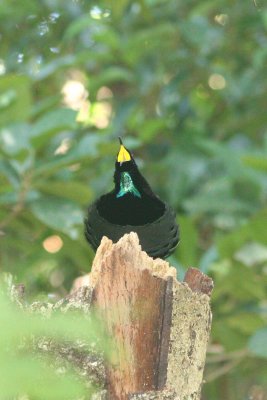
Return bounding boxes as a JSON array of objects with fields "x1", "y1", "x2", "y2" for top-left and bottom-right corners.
[{"x1": 74, "y1": 233, "x2": 213, "y2": 400}]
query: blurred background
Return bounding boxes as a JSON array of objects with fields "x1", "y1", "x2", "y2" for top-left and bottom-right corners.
[{"x1": 0, "y1": 0, "x2": 267, "y2": 398}]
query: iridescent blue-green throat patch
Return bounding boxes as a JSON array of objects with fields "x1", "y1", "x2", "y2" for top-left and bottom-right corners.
[{"x1": 116, "y1": 172, "x2": 141, "y2": 198}]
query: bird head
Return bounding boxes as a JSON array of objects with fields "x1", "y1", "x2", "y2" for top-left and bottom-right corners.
[
  {"x1": 116, "y1": 137, "x2": 137, "y2": 171},
  {"x1": 115, "y1": 138, "x2": 140, "y2": 198},
  {"x1": 85, "y1": 138, "x2": 179, "y2": 258},
  {"x1": 114, "y1": 138, "x2": 159, "y2": 201},
  {"x1": 117, "y1": 137, "x2": 131, "y2": 163}
]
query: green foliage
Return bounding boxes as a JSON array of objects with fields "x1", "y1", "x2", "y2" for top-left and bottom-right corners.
[
  {"x1": 0, "y1": 0, "x2": 267, "y2": 398},
  {"x1": 30, "y1": 196, "x2": 83, "y2": 239},
  {"x1": 0, "y1": 280, "x2": 105, "y2": 399}
]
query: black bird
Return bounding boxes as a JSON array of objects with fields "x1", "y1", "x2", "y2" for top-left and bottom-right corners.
[{"x1": 85, "y1": 139, "x2": 179, "y2": 259}]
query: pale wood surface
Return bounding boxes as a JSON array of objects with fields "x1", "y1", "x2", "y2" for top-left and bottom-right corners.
[
  {"x1": 81, "y1": 233, "x2": 213, "y2": 400},
  {"x1": 90, "y1": 233, "x2": 175, "y2": 399}
]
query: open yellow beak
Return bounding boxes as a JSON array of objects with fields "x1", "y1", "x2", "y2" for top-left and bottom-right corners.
[{"x1": 117, "y1": 139, "x2": 131, "y2": 163}]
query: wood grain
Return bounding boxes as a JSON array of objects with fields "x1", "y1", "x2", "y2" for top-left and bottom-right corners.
[
  {"x1": 91, "y1": 233, "x2": 174, "y2": 399},
  {"x1": 86, "y1": 233, "x2": 213, "y2": 400}
]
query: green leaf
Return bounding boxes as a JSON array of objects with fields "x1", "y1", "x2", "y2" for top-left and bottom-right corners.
[
  {"x1": 33, "y1": 55, "x2": 76, "y2": 81},
  {"x1": 184, "y1": 185, "x2": 252, "y2": 215},
  {"x1": 211, "y1": 261, "x2": 265, "y2": 301},
  {"x1": 30, "y1": 196, "x2": 83, "y2": 239},
  {"x1": 174, "y1": 215, "x2": 198, "y2": 267},
  {"x1": 30, "y1": 94, "x2": 61, "y2": 118},
  {"x1": 227, "y1": 313, "x2": 264, "y2": 336},
  {"x1": 242, "y1": 155, "x2": 267, "y2": 172},
  {"x1": 0, "y1": 160, "x2": 20, "y2": 187},
  {"x1": 0, "y1": 290, "x2": 108, "y2": 398},
  {"x1": 0, "y1": 354, "x2": 88, "y2": 399},
  {"x1": 90, "y1": 66, "x2": 134, "y2": 89},
  {"x1": 64, "y1": 15, "x2": 95, "y2": 41},
  {"x1": 0, "y1": 88, "x2": 16, "y2": 109},
  {"x1": 217, "y1": 209, "x2": 267, "y2": 258},
  {"x1": 0, "y1": 191, "x2": 18, "y2": 205},
  {"x1": 139, "y1": 118, "x2": 167, "y2": 142},
  {"x1": 248, "y1": 327, "x2": 267, "y2": 358},
  {"x1": 0, "y1": 75, "x2": 31, "y2": 126},
  {"x1": 37, "y1": 181, "x2": 93, "y2": 205},
  {"x1": 30, "y1": 108, "x2": 77, "y2": 148},
  {"x1": 212, "y1": 319, "x2": 248, "y2": 351},
  {"x1": 33, "y1": 134, "x2": 101, "y2": 177},
  {"x1": 199, "y1": 246, "x2": 218, "y2": 274},
  {"x1": 0, "y1": 123, "x2": 31, "y2": 155}
]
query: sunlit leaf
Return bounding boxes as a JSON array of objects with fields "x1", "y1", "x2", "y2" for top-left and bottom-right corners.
[
  {"x1": 0, "y1": 75, "x2": 31, "y2": 126},
  {"x1": 37, "y1": 181, "x2": 93, "y2": 205},
  {"x1": 242, "y1": 155, "x2": 267, "y2": 172}
]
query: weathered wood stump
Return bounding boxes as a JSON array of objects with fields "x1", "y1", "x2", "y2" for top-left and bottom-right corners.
[{"x1": 73, "y1": 232, "x2": 213, "y2": 400}]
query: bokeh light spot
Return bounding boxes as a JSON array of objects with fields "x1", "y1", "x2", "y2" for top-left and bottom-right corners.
[
  {"x1": 62, "y1": 79, "x2": 88, "y2": 110},
  {"x1": 90, "y1": 6, "x2": 102, "y2": 19},
  {"x1": 91, "y1": 102, "x2": 112, "y2": 128},
  {"x1": 0, "y1": 59, "x2": 6, "y2": 75},
  {"x1": 214, "y1": 14, "x2": 229, "y2": 26},
  {"x1": 208, "y1": 74, "x2": 226, "y2": 90},
  {"x1": 43, "y1": 235, "x2": 63, "y2": 253},
  {"x1": 54, "y1": 138, "x2": 71, "y2": 155}
]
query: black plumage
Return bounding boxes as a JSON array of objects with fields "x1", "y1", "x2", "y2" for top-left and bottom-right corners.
[{"x1": 85, "y1": 140, "x2": 179, "y2": 259}]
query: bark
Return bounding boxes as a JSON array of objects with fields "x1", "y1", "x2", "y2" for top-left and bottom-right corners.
[{"x1": 73, "y1": 232, "x2": 213, "y2": 400}]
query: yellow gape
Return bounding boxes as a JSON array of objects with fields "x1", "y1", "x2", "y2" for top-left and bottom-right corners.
[{"x1": 117, "y1": 144, "x2": 131, "y2": 163}]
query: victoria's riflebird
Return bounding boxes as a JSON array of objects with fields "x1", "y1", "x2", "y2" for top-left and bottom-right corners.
[{"x1": 85, "y1": 138, "x2": 179, "y2": 259}]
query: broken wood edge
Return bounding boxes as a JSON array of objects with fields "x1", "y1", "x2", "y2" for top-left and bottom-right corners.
[
  {"x1": 89, "y1": 233, "x2": 177, "y2": 286},
  {"x1": 72, "y1": 234, "x2": 213, "y2": 301},
  {"x1": 73, "y1": 232, "x2": 213, "y2": 400},
  {"x1": 183, "y1": 267, "x2": 214, "y2": 297}
]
